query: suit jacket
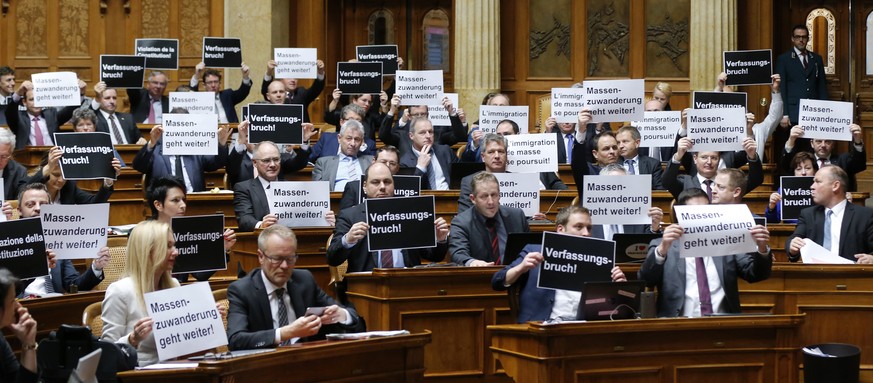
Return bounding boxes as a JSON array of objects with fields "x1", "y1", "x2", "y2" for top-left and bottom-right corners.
[
  {"x1": 338, "y1": 180, "x2": 362, "y2": 211},
  {"x1": 132, "y1": 141, "x2": 228, "y2": 192},
  {"x1": 4, "y1": 101, "x2": 77, "y2": 149},
  {"x1": 638, "y1": 239, "x2": 772, "y2": 317},
  {"x1": 492, "y1": 244, "x2": 555, "y2": 323},
  {"x1": 449, "y1": 205, "x2": 529, "y2": 265},
  {"x1": 662, "y1": 156, "x2": 763, "y2": 200},
  {"x1": 625, "y1": 155, "x2": 664, "y2": 190},
  {"x1": 92, "y1": 109, "x2": 141, "y2": 144},
  {"x1": 126, "y1": 89, "x2": 169, "y2": 123},
  {"x1": 380, "y1": 113, "x2": 466, "y2": 157},
  {"x1": 775, "y1": 49, "x2": 828, "y2": 124},
  {"x1": 51, "y1": 260, "x2": 103, "y2": 293},
  {"x1": 457, "y1": 171, "x2": 567, "y2": 213},
  {"x1": 786, "y1": 203, "x2": 873, "y2": 262},
  {"x1": 309, "y1": 132, "x2": 376, "y2": 162},
  {"x1": 226, "y1": 146, "x2": 310, "y2": 189},
  {"x1": 399, "y1": 144, "x2": 457, "y2": 190},
  {"x1": 781, "y1": 145, "x2": 866, "y2": 191},
  {"x1": 192, "y1": 80, "x2": 252, "y2": 123},
  {"x1": 226, "y1": 268, "x2": 364, "y2": 350},
  {"x1": 259, "y1": 78, "x2": 325, "y2": 123},
  {"x1": 312, "y1": 155, "x2": 374, "y2": 191},
  {"x1": 233, "y1": 177, "x2": 271, "y2": 232},
  {"x1": 2, "y1": 159, "x2": 28, "y2": 201}
]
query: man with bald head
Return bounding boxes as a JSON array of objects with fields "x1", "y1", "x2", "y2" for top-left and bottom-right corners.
[
  {"x1": 260, "y1": 59, "x2": 325, "y2": 122},
  {"x1": 4, "y1": 81, "x2": 77, "y2": 149}
]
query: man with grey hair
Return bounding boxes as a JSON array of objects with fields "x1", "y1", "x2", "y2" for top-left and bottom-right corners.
[
  {"x1": 309, "y1": 103, "x2": 377, "y2": 162},
  {"x1": 399, "y1": 117, "x2": 458, "y2": 190},
  {"x1": 128, "y1": 70, "x2": 169, "y2": 123},
  {"x1": 0, "y1": 128, "x2": 27, "y2": 201},
  {"x1": 313, "y1": 120, "x2": 373, "y2": 191},
  {"x1": 226, "y1": 120, "x2": 316, "y2": 189}
]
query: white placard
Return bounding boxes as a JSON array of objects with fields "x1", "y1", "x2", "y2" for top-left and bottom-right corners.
[
  {"x1": 492, "y1": 173, "x2": 539, "y2": 217},
  {"x1": 162, "y1": 113, "x2": 218, "y2": 156},
  {"x1": 686, "y1": 107, "x2": 746, "y2": 152},
  {"x1": 145, "y1": 282, "x2": 227, "y2": 361},
  {"x1": 169, "y1": 92, "x2": 216, "y2": 115},
  {"x1": 798, "y1": 99, "x2": 854, "y2": 141},
  {"x1": 274, "y1": 48, "x2": 317, "y2": 79},
  {"x1": 674, "y1": 204, "x2": 756, "y2": 258},
  {"x1": 31, "y1": 72, "x2": 80, "y2": 107},
  {"x1": 632, "y1": 111, "x2": 682, "y2": 148},
  {"x1": 40, "y1": 203, "x2": 108, "y2": 260},
  {"x1": 427, "y1": 93, "x2": 459, "y2": 126},
  {"x1": 581, "y1": 175, "x2": 652, "y2": 225},
  {"x1": 582, "y1": 79, "x2": 645, "y2": 123},
  {"x1": 395, "y1": 70, "x2": 444, "y2": 106},
  {"x1": 800, "y1": 238, "x2": 854, "y2": 264},
  {"x1": 551, "y1": 88, "x2": 587, "y2": 123},
  {"x1": 267, "y1": 181, "x2": 332, "y2": 227},
  {"x1": 505, "y1": 133, "x2": 558, "y2": 173},
  {"x1": 478, "y1": 106, "x2": 530, "y2": 134}
]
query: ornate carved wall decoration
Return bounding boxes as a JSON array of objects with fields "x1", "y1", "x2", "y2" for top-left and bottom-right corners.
[
  {"x1": 528, "y1": 0, "x2": 570, "y2": 77},
  {"x1": 142, "y1": 0, "x2": 169, "y2": 38},
  {"x1": 586, "y1": 1, "x2": 629, "y2": 77},
  {"x1": 806, "y1": 8, "x2": 836, "y2": 75},
  {"x1": 180, "y1": 0, "x2": 209, "y2": 57},
  {"x1": 59, "y1": 0, "x2": 89, "y2": 56},
  {"x1": 16, "y1": 0, "x2": 48, "y2": 57},
  {"x1": 645, "y1": 0, "x2": 689, "y2": 78}
]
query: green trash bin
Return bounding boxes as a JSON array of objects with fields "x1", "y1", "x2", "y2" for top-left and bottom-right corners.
[{"x1": 803, "y1": 343, "x2": 860, "y2": 383}]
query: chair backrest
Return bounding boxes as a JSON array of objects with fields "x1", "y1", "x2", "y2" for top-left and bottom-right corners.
[
  {"x1": 8, "y1": 200, "x2": 20, "y2": 220},
  {"x1": 326, "y1": 234, "x2": 349, "y2": 285},
  {"x1": 535, "y1": 93, "x2": 552, "y2": 134},
  {"x1": 95, "y1": 246, "x2": 127, "y2": 290},
  {"x1": 82, "y1": 301, "x2": 103, "y2": 338},
  {"x1": 455, "y1": 143, "x2": 467, "y2": 158},
  {"x1": 212, "y1": 288, "x2": 229, "y2": 353}
]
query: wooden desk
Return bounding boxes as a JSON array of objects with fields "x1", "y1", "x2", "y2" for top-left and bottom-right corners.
[
  {"x1": 117, "y1": 332, "x2": 431, "y2": 383},
  {"x1": 488, "y1": 315, "x2": 804, "y2": 383}
]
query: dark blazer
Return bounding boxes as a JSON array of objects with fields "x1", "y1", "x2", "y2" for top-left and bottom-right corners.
[
  {"x1": 638, "y1": 146, "x2": 675, "y2": 163},
  {"x1": 327, "y1": 204, "x2": 448, "y2": 272},
  {"x1": 449, "y1": 205, "x2": 529, "y2": 265},
  {"x1": 662, "y1": 156, "x2": 764, "y2": 200},
  {"x1": 638, "y1": 238, "x2": 772, "y2": 317},
  {"x1": 2, "y1": 160, "x2": 28, "y2": 201},
  {"x1": 492, "y1": 244, "x2": 554, "y2": 323},
  {"x1": 51, "y1": 260, "x2": 103, "y2": 293},
  {"x1": 309, "y1": 132, "x2": 376, "y2": 162},
  {"x1": 226, "y1": 268, "x2": 364, "y2": 350},
  {"x1": 92, "y1": 109, "x2": 141, "y2": 144},
  {"x1": 132, "y1": 141, "x2": 228, "y2": 192},
  {"x1": 233, "y1": 178, "x2": 270, "y2": 232},
  {"x1": 624, "y1": 155, "x2": 664, "y2": 190},
  {"x1": 0, "y1": 335, "x2": 37, "y2": 383},
  {"x1": 380, "y1": 113, "x2": 466, "y2": 157},
  {"x1": 126, "y1": 88, "x2": 168, "y2": 123},
  {"x1": 399, "y1": 144, "x2": 458, "y2": 190},
  {"x1": 4, "y1": 101, "x2": 77, "y2": 149},
  {"x1": 192, "y1": 80, "x2": 252, "y2": 123},
  {"x1": 259, "y1": 78, "x2": 325, "y2": 123},
  {"x1": 226, "y1": 147, "x2": 310, "y2": 189},
  {"x1": 338, "y1": 180, "x2": 362, "y2": 211},
  {"x1": 781, "y1": 145, "x2": 866, "y2": 191},
  {"x1": 786, "y1": 203, "x2": 873, "y2": 262},
  {"x1": 457, "y1": 171, "x2": 567, "y2": 213},
  {"x1": 775, "y1": 48, "x2": 828, "y2": 124}
]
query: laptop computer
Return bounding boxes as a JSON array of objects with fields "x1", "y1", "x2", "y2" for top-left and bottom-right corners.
[
  {"x1": 612, "y1": 233, "x2": 661, "y2": 263},
  {"x1": 502, "y1": 232, "x2": 544, "y2": 266},
  {"x1": 576, "y1": 281, "x2": 644, "y2": 321}
]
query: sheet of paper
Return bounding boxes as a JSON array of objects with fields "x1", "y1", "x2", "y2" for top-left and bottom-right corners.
[{"x1": 800, "y1": 238, "x2": 853, "y2": 264}]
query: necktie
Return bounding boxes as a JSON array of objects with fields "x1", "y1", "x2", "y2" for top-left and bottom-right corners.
[
  {"x1": 486, "y1": 218, "x2": 500, "y2": 264},
  {"x1": 174, "y1": 155, "x2": 184, "y2": 181},
  {"x1": 426, "y1": 156, "x2": 438, "y2": 190},
  {"x1": 626, "y1": 159, "x2": 636, "y2": 175},
  {"x1": 275, "y1": 288, "x2": 290, "y2": 346},
  {"x1": 801, "y1": 51, "x2": 808, "y2": 70},
  {"x1": 147, "y1": 99, "x2": 157, "y2": 124},
  {"x1": 823, "y1": 209, "x2": 833, "y2": 251},
  {"x1": 109, "y1": 114, "x2": 124, "y2": 144},
  {"x1": 703, "y1": 179, "x2": 713, "y2": 202},
  {"x1": 44, "y1": 275, "x2": 55, "y2": 294},
  {"x1": 565, "y1": 134, "x2": 574, "y2": 164},
  {"x1": 32, "y1": 117, "x2": 45, "y2": 146},
  {"x1": 695, "y1": 257, "x2": 713, "y2": 315},
  {"x1": 380, "y1": 250, "x2": 393, "y2": 268},
  {"x1": 819, "y1": 158, "x2": 827, "y2": 168}
]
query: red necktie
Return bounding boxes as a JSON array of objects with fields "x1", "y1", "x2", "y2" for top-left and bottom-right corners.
[
  {"x1": 147, "y1": 99, "x2": 157, "y2": 123},
  {"x1": 32, "y1": 117, "x2": 45, "y2": 146},
  {"x1": 486, "y1": 218, "x2": 500, "y2": 264},
  {"x1": 695, "y1": 257, "x2": 713, "y2": 315},
  {"x1": 380, "y1": 250, "x2": 393, "y2": 268}
]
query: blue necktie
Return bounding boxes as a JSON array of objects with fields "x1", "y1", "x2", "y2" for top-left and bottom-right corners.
[
  {"x1": 565, "y1": 134, "x2": 574, "y2": 164},
  {"x1": 823, "y1": 210, "x2": 833, "y2": 251},
  {"x1": 626, "y1": 159, "x2": 636, "y2": 175}
]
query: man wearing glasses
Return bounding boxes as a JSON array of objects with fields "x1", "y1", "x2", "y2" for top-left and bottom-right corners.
[
  {"x1": 128, "y1": 71, "x2": 170, "y2": 124},
  {"x1": 776, "y1": 24, "x2": 828, "y2": 128},
  {"x1": 227, "y1": 225, "x2": 363, "y2": 350}
]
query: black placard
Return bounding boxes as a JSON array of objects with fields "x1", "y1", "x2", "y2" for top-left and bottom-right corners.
[
  {"x1": 53, "y1": 132, "x2": 116, "y2": 180},
  {"x1": 202, "y1": 37, "x2": 243, "y2": 68},
  {"x1": 336, "y1": 62, "x2": 383, "y2": 95},
  {"x1": 0, "y1": 218, "x2": 48, "y2": 279},
  {"x1": 356, "y1": 45, "x2": 399, "y2": 76},
  {"x1": 536, "y1": 232, "x2": 615, "y2": 292},
  {"x1": 358, "y1": 175, "x2": 421, "y2": 204},
  {"x1": 780, "y1": 176, "x2": 814, "y2": 221},
  {"x1": 99, "y1": 55, "x2": 147, "y2": 89},
  {"x1": 135, "y1": 38, "x2": 179, "y2": 70},
  {"x1": 692, "y1": 91, "x2": 748, "y2": 110},
  {"x1": 246, "y1": 104, "x2": 304, "y2": 145},
  {"x1": 723, "y1": 49, "x2": 773, "y2": 86},
  {"x1": 171, "y1": 214, "x2": 227, "y2": 274},
  {"x1": 365, "y1": 195, "x2": 436, "y2": 251}
]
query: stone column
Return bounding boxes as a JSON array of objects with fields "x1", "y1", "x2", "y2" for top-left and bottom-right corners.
[
  {"x1": 454, "y1": 0, "x2": 501, "y2": 124},
  {"x1": 689, "y1": 0, "x2": 736, "y2": 91}
]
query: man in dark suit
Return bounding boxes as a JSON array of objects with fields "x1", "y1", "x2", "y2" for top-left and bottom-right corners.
[
  {"x1": 0, "y1": 66, "x2": 15, "y2": 126},
  {"x1": 313, "y1": 120, "x2": 373, "y2": 191},
  {"x1": 133, "y1": 123, "x2": 231, "y2": 192},
  {"x1": 780, "y1": 124, "x2": 865, "y2": 191},
  {"x1": 259, "y1": 59, "x2": 325, "y2": 123},
  {"x1": 27, "y1": 146, "x2": 119, "y2": 204},
  {"x1": 91, "y1": 82, "x2": 143, "y2": 145},
  {"x1": 776, "y1": 24, "x2": 828, "y2": 127},
  {"x1": 570, "y1": 113, "x2": 621, "y2": 202},
  {"x1": 381, "y1": 94, "x2": 467, "y2": 157},
  {"x1": 0, "y1": 129, "x2": 27, "y2": 201},
  {"x1": 399, "y1": 117, "x2": 458, "y2": 190},
  {"x1": 787, "y1": 166, "x2": 873, "y2": 263},
  {"x1": 4, "y1": 81, "x2": 77, "y2": 149},
  {"x1": 639, "y1": 188, "x2": 773, "y2": 317},
  {"x1": 338, "y1": 145, "x2": 401, "y2": 211},
  {"x1": 309, "y1": 104, "x2": 376, "y2": 162},
  {"x1": 190, "y1": 62, "x2": 252, "y2": 123},
  {"x1": 543, "y1": 116, "x2": 579, "y2": 165},
  {"x1": 616, "y1": 125, "x2": 664, "y2": 190},
  {"x1": 225, "y1": 120, "x2": 313, "y2": 190},
  {"x1": 662, "y1": 136, "x2": 763, "y2": 200},
  {"x1": 128, "y1": 71, "x2": 169, "y2": 123},
  {"x1": 450, "y1": 172, "x2": 530, "y2": 266},
  {"x1": 227, "y1": 225, "x2": 363, "y2": 350}
]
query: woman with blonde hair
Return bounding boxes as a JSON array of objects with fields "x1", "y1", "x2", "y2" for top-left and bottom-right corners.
[{"x1": 652, "y1": 81, "x2": 673, "y2": 111}]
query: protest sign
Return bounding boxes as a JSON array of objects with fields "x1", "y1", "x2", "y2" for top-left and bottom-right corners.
[
  {"x1": 632, "y1": 111, "x2": 681, "y2": 148},
  {"x1": 551, "y1": 88, "x2": 587, "y2": 123},
  {"x1": 493, "y1": 173, "x2": 539, "y2": 217},
  {"x1": 674, "y1": 204, "x2": 756, "y2": 258},
  {"x1": 582, "y1": 79, "x2": 645, "y2": 123},
  {"x1": 31, "y1": 72, "x2": 80, "y2": 107},
  {"x1": 202, "y1": 37, "x2": 242, "y2": 68},
  {"x1": 0, "y1": 217, "x2": 48, "y2": 279},
  {"x1": 797, "y1": 99, "x2": 854, "y2": 141},
  {"x1": 274, "y1": 48, "x2": 317, "y2": 79},
  {"x1": 99, "y1": 55, "x2": 146, "y2": 88},
  {"x1": 169, "y1": 91, "x2": 216, "y2": 115},
  {"x1": 336, "y1": 62, "x2": 383, "y2": 95},
  {"x1": 692, "y1": 91, "x2": 747, "y2": 110},
  {"x1": 267, "y1": 181, "x2": 332, "y2": 227},
  {"x1": 365, "y1": 195, "x2": 436, "y2": 251},
  {"x1": 582, "y1": 175, "x2": 652, "y2": 225},
  {"x1": 41, "y1": 204, "x2": 108, "y2": 260},
  {"x1": 685, "y1": 107, "x2": 746, "y2": 152},
  {"x1": 356, "y1": 45, "x2": 399, "y2": 75},
  {"x1": 135, "y1": 39, "x2": 179, "y2": 69},
  {"x1": 723, "y1": 49, "x2": 773, "y2": 86},
  {"x1": 53, "y1": 132, "x2": 116, "y2": 180},
  {"x1": 171, "y1": 214, "x2": 227, "y2": 274},
  {"x1": 505, "y1": 133, "x2": 558, "y2": 173},
  {"x1": 162, "y1": 113, "x2": 218, "y2": 156},
  {"x1": 357, "y1": 175, "x2": 420, "y2": 204},
  {"x1": 395, "y1": 70, "x2": 444, "y2": 105},
  {"x1": 427, "y1": 93, "x2": 458, "y2": 126},
  {"x1": 537, "y1": 231, "x2": 615, "y2": 292},
  {"x1": 145, "y1": 282, "x2": 227, "y2": 361},
  {"x1": 247, "y1": 104, "x2": 304, "y2": 145},
  {"x1": 479, "y1": 106, "x2": 529, "y2": 134},
  {"x1": 780, "y1": 176, "x2": 814, "y2": 221}
]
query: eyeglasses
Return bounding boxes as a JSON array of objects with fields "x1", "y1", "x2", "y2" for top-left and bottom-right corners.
[
  {"x1": 257, "y1": 157, "x2": 281, "y2": 164},
  {"x1": 204, "y1": 80, "x2": 221, "y2": 86},
  {"x1": 408, "y1": 112, "x2": 428, "y2": 118},
  {"x1": 264, "y1": 254, "x2": 298, "y2": 265},
  {"x1": 0, "y1": 154, "x2": 11, "y2": 160},
  {"x1": 793, "y1": 35, "x2": 809, "y2": 40},
  {"x1": 377, "y1": 160, "x2": 398, "y2": 167}
]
